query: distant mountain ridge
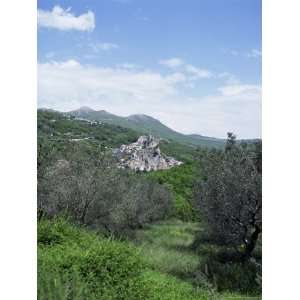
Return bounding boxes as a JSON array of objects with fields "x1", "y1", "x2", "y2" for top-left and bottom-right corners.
[{"x1": 66, "y1": 107, "x2": 225, "y2": 148}]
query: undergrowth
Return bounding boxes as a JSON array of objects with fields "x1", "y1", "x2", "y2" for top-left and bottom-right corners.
[{"x1": 38, "y1": 218, "x2": 260, "y2": 300}]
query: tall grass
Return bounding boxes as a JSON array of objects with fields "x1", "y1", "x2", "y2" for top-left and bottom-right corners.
[
  {"x1": 135, "y1": 220, "x2": 200, "y2": 277},
  {"x1": 134, "y1": 219, "x2": 261, "y2": 300}
]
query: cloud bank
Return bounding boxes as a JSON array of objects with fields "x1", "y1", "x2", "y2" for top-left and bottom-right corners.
[
  {"x1": 38, "y1": 6, "x2": 95, "y2": 32},
  {"x1": 38, "y1": 60, "x2": 261, "y2": 139}
]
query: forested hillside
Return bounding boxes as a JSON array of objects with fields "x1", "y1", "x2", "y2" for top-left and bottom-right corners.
[
  {"x1": 66, "y1": 107, "x2": 225, "y2": 148},
  {"x1": 38, "y1": 109, "x2": 140, "y2": 148}
]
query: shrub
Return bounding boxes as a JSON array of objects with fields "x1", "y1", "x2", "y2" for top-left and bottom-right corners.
[
  {"x1": 38, "y1": 267, "x2": 92, "y2": 300},
  {"x1": 38, "y1": 219, "x2": 150, "y2": 300},
  {"x1": 198, "y1": 253, "x2": 261, "y2": 295},
  {"x1": 38, "y1": 217, "x2": 82, "y2": 246},
  {"x1": 173, "y1": 194, "x2": 195, "y2": 221},
  {"x1": 147, "y1": 163, "x2": 197, "y2": 221},
  {"x1": 192, "y1": 240, "x2": 261, "y2": 296}
]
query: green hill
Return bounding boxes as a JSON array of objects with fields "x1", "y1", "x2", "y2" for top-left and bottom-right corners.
[
  {"x1": 66, "y1": 107, "x2": 225, "y2": 148},
  {"x1": 38, "y1": 109, "x2": 139, "y2": 148},
  {"x1": 37, "y1": 109, "x2": 199, "y2": 163}
]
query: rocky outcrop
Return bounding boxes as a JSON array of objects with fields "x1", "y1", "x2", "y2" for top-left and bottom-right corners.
[{"x1": 113, "y1": 135, "x2": 183, "y2": 172}]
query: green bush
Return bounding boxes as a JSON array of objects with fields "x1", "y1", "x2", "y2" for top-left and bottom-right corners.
[
  {"x1": 147, "y1": 163, "x2": 197, "y2": 221},
  {"x1": 38, "y1": 217, "x2": 81, "y2": 245},
  {"x1": 38, "y1": 219, "x2": 149, "y2": 299},
  {"x1": 38, "y1": 267, "x2": 92, "y2": 300},
  {"x1": 173, "y1": 194, "x2": 195, "y2": 221}
]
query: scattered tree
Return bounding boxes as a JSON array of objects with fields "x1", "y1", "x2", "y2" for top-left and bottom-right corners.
[{"x1": 37, "y1": 144, "x2": 172, "y2": 235}]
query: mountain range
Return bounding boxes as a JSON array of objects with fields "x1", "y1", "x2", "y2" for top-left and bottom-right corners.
[{"x1": 66, "y1": 107, "x2": 225, "y2": 148}]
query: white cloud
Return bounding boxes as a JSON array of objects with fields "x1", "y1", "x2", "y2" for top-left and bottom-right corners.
[
  {"x1": 89, "y1": 42, "x2": 119, "y2": 52},
  {"x1": 38, "y1": 59, "x2": 179, "y2": 112},
  {"x1": 158, "y1": 90, "x2": 261, "y2": 139},
  {"x1": 217, "y1": 72, "x2": 240, "y2": 85},
  {"x1": 38, "y1": 59, "x2": 261, "y2": 138},
  {"x1": 160, "y1": 57, "x2": 213, "y2": 80},
  {"x1": 185, "y1": 64, "x2": 213, "y2": 79},
  {"x1": 165, "y1": 72, "x2": 187, "y2": 84},
  {"x1": 159, "y1": 58, "x2": 184, "y2": 68},
  {"x1": 116, "y1": 63, "x2": 139, "y2": 70},
  {"x1": 185, "y1": 82, "x2": 196, "y2": 89},
  {"x1": 221, "y1": 48, "x2": 239, "y2": 56},
  {"x1": 52, "y1": 59, "x2": 81, "y2": 68},
  {"x1": 38, "y1": 6, "x2": 95, "y2": 32},
  {"x1": 219, "y1": 84, "x2": 261, "y2": 96},
  {"x1": 246, "y1": 49, "x2": 262, "y2": 58}
]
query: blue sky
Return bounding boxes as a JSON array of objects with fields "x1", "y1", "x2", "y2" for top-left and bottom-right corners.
[{"x1": 38, "y1": 0, "x2": 261, "y2": 138}]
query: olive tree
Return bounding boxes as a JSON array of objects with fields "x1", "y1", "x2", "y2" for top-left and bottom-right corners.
[
  {"x1": 194, "y1": 133, "x2": 262, "y2": 259},
  {"x1": 38, "y1": 143, "x2": 172, "y2": 235}
]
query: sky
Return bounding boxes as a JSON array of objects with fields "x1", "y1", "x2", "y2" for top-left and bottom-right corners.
[{"x1": 37, "y1": 0, "x2": 261, "y2": 139}]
